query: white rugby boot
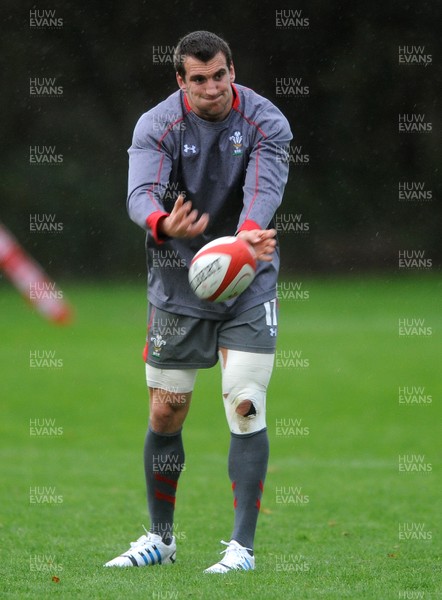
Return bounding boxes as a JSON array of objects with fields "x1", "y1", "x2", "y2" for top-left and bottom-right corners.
[
  {"x1": 204, "y1": 539, "x2": 255, "y2": 573},
  {"x1": 104, "y1": 531, "x2": 176, "y2": 567}
]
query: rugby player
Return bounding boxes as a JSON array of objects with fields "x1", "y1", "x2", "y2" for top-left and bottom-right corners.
[{"x1": 105, "y1": 30, "x2": 292, "y2": 573}]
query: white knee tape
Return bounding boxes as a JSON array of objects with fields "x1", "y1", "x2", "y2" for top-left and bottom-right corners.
[
  {"x1": 220, "y1": 350, "x2": 274, "y2": 435},
  {"x1": 146, "y1": 364, "x2": 197, "y2": 393}
]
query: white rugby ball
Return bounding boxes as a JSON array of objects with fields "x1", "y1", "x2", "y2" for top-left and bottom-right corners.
[{"x1": 188, "y1": 236, "x2": 257, "y2": 302}]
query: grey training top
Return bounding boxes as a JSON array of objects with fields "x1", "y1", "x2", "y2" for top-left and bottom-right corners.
[{"x1": 127, "y1": 83, "x2": 292, "y2": 320}]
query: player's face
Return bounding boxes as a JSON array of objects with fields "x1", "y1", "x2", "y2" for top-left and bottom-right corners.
[{"x1": 176, "y1": 52, "x2": 235, "y2": 122}]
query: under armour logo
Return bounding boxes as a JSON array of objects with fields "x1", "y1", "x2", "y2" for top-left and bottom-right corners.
[
  {"x1": 183, "y1": 144, "x2": 197, "y2": 154},
  {"x1": 269, "y1": 327, "x2": 277, "y2": 337}
]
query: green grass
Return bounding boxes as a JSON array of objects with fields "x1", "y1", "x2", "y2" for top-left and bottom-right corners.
[{"x1": 0, "y1": 276, "x2": 441, "y2": 599}]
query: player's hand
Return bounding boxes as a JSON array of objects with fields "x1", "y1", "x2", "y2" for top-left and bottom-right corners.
[
  {"x1": 236, "y1": 229, "x2": 277, "y2": 262},
  {"x1": 159, "y1": 195, "x2": 209, "y2": 239}
]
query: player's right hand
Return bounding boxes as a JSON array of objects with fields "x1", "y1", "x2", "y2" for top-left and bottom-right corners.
[{"x1": 159, "y1": 195, "x2": 209, "y2": 238}]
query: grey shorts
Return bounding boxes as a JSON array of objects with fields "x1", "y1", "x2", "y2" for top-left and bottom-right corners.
[{"x1": 145, "y1": 299, "x2": 278, "y2": 369}]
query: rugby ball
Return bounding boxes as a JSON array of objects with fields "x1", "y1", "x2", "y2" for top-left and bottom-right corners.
[{"x1": 188, "y1": 236, "x2": 256, "y2": 302}]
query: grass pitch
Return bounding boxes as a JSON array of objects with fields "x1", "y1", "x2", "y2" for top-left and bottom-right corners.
[{"x1": 0, "y1": 276, "x2": 441, "y2": 599}]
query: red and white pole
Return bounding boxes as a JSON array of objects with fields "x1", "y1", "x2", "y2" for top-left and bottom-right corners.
[{"x1": 0, "y1": 222, "x2": 73, "y2": 324}]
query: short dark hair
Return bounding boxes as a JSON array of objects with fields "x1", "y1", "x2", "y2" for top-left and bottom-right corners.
[{"x1": 174, "y1": 31, "x2": 232, "y2": 79}]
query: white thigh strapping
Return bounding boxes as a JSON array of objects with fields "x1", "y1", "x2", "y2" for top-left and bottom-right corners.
[
  {"x1": 145, "y1": 364, "x2": 197, "y2": 393},
  {"x1": 220, "y1": 349, "x2": 274, "y2": 435}
]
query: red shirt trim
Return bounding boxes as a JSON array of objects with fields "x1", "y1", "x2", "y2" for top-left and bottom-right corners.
[
  {"x1": 146, "y1": 211, "x2": 170, "y2": 244},
  {"x1": 183, "y1": 92, "x2": 192, "y2": 113},
  {"x1": 231, "y1": 84, "x2": 240, "y2": 109},
  {"x1": 238, "y1": 219, "x2": 261, "y2": 232}
]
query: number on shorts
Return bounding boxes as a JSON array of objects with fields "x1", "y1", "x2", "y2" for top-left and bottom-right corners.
[{"x1": 264, "y1": 299, "x2": 278, "y2": 327}]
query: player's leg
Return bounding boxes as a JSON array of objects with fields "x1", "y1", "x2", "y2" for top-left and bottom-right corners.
[
  {"x1": 220, "y1": 347, "x2": 273, "y2": 549},
  {"x1": 104, "y1": 368, "x2": 196, "y2": 568},
  {"x1": 142, "y1": 305, "x2": 218, "y2": 549},
  {"x1": 144, "y1": 368, "x2": 195, "y2": 547},
  {"x1": 205, "y1": 299, "x2": 277, "y2": 573}
]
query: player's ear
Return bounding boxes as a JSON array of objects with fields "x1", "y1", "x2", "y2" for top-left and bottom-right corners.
[
  {"x1": 176, "y1": 72, "x2": 186, "y2": 92},
  {"x1": 229, "y1": 62, "x2": 235, "y2": 83}
]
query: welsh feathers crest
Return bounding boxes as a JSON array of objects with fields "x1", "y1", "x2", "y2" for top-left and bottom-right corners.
[
  {"x1": 150, "y1": 333, "x2": 166, "y2": 357},
  {"x1": 229, "y1": 131, "x2": 243, "y2": 156}
]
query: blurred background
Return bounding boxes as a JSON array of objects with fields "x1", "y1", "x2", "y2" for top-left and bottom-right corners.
[{"x1": 1, "y1": 0, "x2": 440, "y2": 281}]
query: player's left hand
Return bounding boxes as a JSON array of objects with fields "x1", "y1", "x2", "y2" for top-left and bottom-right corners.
[{"x1": 236, "y1": 229, "x2": 277, "y2": 262}]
